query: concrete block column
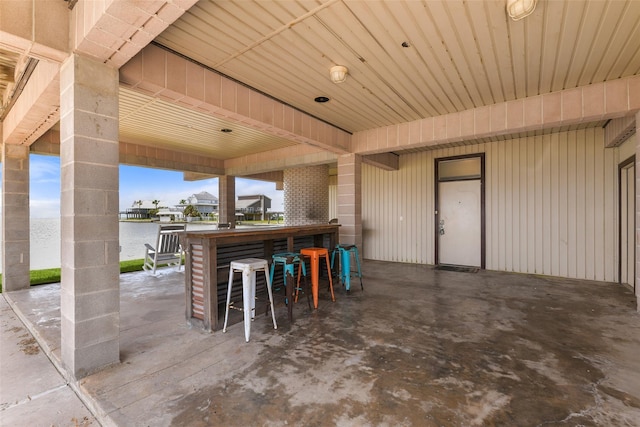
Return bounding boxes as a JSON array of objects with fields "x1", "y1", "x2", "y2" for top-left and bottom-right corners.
[
  {"x1": 219, "y1": 175, "x2": 236, "y2": 227},
  {"x1": 636, "y1": 111, "x2": 640, "y2": 312},
  {"x1": 59, "y1": 54, "x2": 120, "y2": 378},
  {"x1": 1, "y1": 143, "x2": 30, "y2": 292},
  {"x1": 284, "y1": 165, "x2": 329, "y2": 226},
  {"x1": 337, "y1": 154, "x2": 362, "y2": 250}
]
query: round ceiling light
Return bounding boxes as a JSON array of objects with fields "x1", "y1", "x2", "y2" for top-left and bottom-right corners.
[
  {"x1": 220, "y1": 128, "x2": 232, "y2": 133},
  {"x1": 330, "y1": 65, "x2": 348, "y2": 83},
  {"x1": 314, "y1": 96, "x2": 330, "y2": 103}
]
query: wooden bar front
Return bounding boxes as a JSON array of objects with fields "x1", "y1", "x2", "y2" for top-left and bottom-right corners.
[{"x1": 182, "y1": 224, "x2": 339, "y2": 331}]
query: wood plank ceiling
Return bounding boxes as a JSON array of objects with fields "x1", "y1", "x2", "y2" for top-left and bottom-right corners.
[
  {"x1": 151, "y1": 0, "x2": 640, "y2": 140},
  {"x1": 4, "y1": 1, "x2": 640, "y2": 160},
  {"x1": 119, "y1": 88, "x2": 299, "y2": 158}
]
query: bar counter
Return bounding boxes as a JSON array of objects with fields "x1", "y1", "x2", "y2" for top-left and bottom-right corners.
[{"x1": 181, "y1": 224, "x2": 339, "y2": 331}]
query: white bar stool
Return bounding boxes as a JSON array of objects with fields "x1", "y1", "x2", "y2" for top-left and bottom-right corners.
[{"x1": 223, "y1": 258, "x2": 278, "y2": 342}]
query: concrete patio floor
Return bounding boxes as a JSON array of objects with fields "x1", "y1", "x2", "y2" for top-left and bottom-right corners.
[
  {"x1": 2, "y1": 260, "x2": 640, "y2": 426},
  {"x1": 0, "y1": 296, "x2": 97, "y2": 426}
]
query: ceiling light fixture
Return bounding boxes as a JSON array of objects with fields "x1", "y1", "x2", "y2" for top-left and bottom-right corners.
[
  {"x1": 506, "y1": 0, "x2": 537, "y2": 20},
  {"x1": 329, "y1": 65, "x2": 348, "y2": 84},
  {"x1": 220, "y1": 128, "x2": 232, "y2": 133},
  {"x1": 314, "y1": 96, "x2": 330, "y2": 103}
]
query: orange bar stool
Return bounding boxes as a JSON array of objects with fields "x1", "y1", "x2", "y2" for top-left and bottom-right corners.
[{"x1": 300, "y1": 247, "x2": 336, "y2": 309}]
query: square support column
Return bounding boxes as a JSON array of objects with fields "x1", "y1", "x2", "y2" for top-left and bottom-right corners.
[
  {"x1": 636, "y1": 111, "x2": 640, "y2": 312},
  {"x1": 1, "y1": 143, "x2": 30, "y2": 291},
  {"x1": 337, "y1": 154, "x2": 362, "y2": 250},
  {"x1": 60, "y1": 54, "x2": 120, "y2": 378},
  {"x1": 219, "y1": 175, "x2": 236, "y2": 227}
]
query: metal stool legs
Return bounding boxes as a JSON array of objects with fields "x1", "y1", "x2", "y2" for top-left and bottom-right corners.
[
  {"x1": 300, "y1": 247, "x2": 336, "y2": 309},
  {"x1": 269, "y1": 253, "x2": 311, "y2": 322},
  {"x1": 331, "y1": 244, "x2": 364, "y2": 292},
  {"x1": 223, "y1": 258, "x2": 277, "y2": 342}
]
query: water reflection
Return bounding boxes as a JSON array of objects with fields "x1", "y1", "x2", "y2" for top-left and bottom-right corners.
[{"x1": 0, "y1": 219, "x2": 219, "y2": 272}]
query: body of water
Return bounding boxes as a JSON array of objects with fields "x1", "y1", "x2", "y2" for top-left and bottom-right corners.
[{"x1": 0, "y1": 218, "x2": 217, "y2": 272}]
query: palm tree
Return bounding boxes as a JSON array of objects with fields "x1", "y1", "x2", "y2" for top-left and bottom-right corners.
[
  {"x1": 179, "y1": 199, "x2": 187, "y2": 205},
  {"x1": 135, "y1": 200, "x2": 142, "y2": 208},
  {"x1": 152, "y1": 199, "x2": 160, "y2": 209}
]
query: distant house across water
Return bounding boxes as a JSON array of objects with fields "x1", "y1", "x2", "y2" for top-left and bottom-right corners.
[
  {"x1": 121, "y1": 192, "x2": 276, "y2": 222},
  {"x1": 156, "y1": 208, "x2": 184, "y2": 222},
  {"x1": 120, "y1": 200, "x2": 160, "y2": 219},
  {"x1": 177, "y1": 191, "x2": 219, "y2": 216},
  {"x1": 236, "y1": 194, "x2": 271, "y2": 221}
]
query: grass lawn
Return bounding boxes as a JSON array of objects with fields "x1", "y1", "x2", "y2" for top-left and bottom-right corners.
[{"x1": 0, "y1": 259, "x2": 147, "y2": 293}]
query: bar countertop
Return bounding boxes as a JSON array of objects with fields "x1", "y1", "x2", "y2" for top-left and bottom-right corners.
[
  {"x1": 181, "y1": 223, "x2": 339, "y2": 240},
  {"x1": 181, "y1": 223, "x2": 339, "y2": 331}
]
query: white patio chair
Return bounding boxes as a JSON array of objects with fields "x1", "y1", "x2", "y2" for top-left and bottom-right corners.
[{"x1": 143, "y1": 224, "x2": 186, "y2": 274}]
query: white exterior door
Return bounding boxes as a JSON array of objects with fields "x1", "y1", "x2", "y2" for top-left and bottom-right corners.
[{"x1": 438, "y1": 180, "x2": 482, "y2": 266}]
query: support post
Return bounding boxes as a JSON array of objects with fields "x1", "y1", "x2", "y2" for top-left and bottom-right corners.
[
  {"x1": 337, "y1": 154, "x2": 362, "y2": 250},
  {"x1": 636, "y1": 111, "x2": 640, "y2": 311},
  {"x1": 1, "y1": 143, "x2": 30, "y2": 292},
  {"x1": 219, "y1": 175, "x2": 236, "y2": 228},
  {"x1": 59, "y1": 54, "x2": 120, "y2": 378}
]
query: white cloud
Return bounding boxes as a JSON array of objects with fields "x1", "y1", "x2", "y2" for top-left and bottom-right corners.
[
  {"x1": 30, "y1": 198, "x2": 60, "y2": 218},
  {"x1": 29, "y1": 155, "x2": 61, "y2": 218},
  {"x1": 30, "y1": 155, "x2": 60, "y2": 183}
]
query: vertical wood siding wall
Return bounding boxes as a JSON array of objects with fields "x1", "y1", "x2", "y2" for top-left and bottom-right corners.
[
  {"x1": 360, "y1": 128, "x2": 622, "y2": 282},
  {"x1": 328, "y1": 184, "x2": 337, "y2": 220}
]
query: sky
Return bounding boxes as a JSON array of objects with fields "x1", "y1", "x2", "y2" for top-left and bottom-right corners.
[{"x1": 0, "y1": 154, "x2": 284, "y2": 218}]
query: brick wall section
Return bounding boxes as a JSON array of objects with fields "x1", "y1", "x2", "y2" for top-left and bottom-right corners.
[
  {"x1": 284, "y1": 165, "x2": 329, "y2": 226},
  {"x1": 337, "y1": 154, "x2": 362, "y2": 250}
]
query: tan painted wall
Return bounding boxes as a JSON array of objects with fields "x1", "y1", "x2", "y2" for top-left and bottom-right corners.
[{"x1": 360, "y1": 128, "x2": 625, "y2": 282}]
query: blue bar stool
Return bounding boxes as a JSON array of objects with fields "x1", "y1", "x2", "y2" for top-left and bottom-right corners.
[
  {"x1": 269, "y1": 252, "x2": 311, "y2": 321},
  {"x1": 331, "y1": 244, "x2": 364, "y2": 293},
  {"x1": 223, "y1": 258, "x2": 277, "y2": 342}
]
